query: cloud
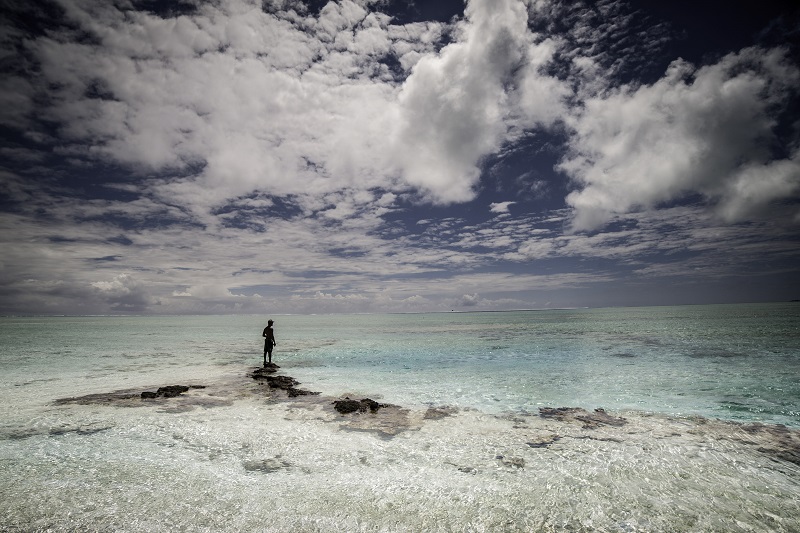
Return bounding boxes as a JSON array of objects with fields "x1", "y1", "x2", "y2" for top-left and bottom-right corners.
[
  {"x1": 393, "y1": 0, "x2": 573, "y2": 204},
  {"x1": 459, "y1": 293, "x2": 480, "y2": 307},
  {"x1": 561, "y1": 47, "x2": 800, "y2": 230},
  {"x1": 17, "y1": 0, "x2": 572, "y2": 220},
  {"x1": 91, "y1": 273, "x2": 156, "y2": 312},
  {"x1": 490, "y1": 201, "x2": 516, "y2": 214},
  {"x1": 1, "y1": 0, "x2": 798, "y2": 315}
]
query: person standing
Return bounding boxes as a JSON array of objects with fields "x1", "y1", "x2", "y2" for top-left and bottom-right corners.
[{"x1": 262, "y1": 319, "x2": 276, "y2": 366}]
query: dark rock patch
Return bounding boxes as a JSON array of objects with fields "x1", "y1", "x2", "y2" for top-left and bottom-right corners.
[
  {"x1": 539, "y1": 407, "x2": 627, "y2": 429},
  {"x1": 740, "y1": 423, "x2": 800, "y2": 466},
  {"x1": 287, "y1": 387, "x2": 320, "y2": 398},
  {"x1": 252, "y1": 364, "x2": 280, "y2": 378},
  {"x1": 55, "y1": 391, "x2": 141, "y2": 405},
  {"x1": 264, "y1": 375, "x2": 299, "y2": 389},
  {"x1": 333, "y1": 397, "x2": 389, "y2": 414},
  {"x1": 424, "y1": 406, "x2": 458, "y2": 420},
  {"x1": 527, "y1": 434, "x2": 562, "y2": 448},
  {"x1": 496, "y1": 455, "x2": 525, "y2": 468},
  {"x1": 242, "y1": 457, "x2": 293, "y2": 473},
  {"x1": 252, "y1": 370, "x2": 320, "y2": 397},
  {"x1": 140, "y1": 385, "x2": 205, "y2": 399}
]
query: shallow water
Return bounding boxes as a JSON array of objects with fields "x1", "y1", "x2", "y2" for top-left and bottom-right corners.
[{"x1": 1, "y1": 304, "x2": 799, "y2": 531}]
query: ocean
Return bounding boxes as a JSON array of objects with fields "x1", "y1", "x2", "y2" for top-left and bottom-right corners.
[{"x1": 1, "y1": 303, "x2": 798, "y2": 531}]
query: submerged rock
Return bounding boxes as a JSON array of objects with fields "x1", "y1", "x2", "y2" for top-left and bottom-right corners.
[
  {"x1": 141, "y1": 385, "x2": 205, "y2": 399},
  {"x1": 424, "y1": 406, "x2": 459, "y2": 420},
  {"x1": 539, "y1": 407, "x2": 627, "y2": 428},
  {"x1": 242, "y1": 457, "x2": 293, "y2": 473},
  {"x1": 56, "y1": 385, "x2": 206, "y2": 405},
  {"x1": 730, "y1": 422, "x2": 800, "y2": 466}
]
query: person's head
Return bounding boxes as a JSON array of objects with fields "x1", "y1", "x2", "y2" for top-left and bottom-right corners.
[{"x1": 268, "y1": 319, "x2": 274, "y2": 326}]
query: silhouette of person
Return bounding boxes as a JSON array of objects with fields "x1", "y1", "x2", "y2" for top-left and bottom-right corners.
[{"x1": 262, "y1": 319, "x2": 276, "y2": 366}]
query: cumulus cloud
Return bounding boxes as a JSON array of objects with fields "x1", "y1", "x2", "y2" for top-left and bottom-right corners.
[
  {"x1": 561, "y1": 47, "x2": 800, "y2": 230},
  {"x1": 459, "y1": 293, "x2": 480, "y2": 307},
  {"x1": 91, "y1": 273, "x2": 156, "y2": 312},
  {"x1": 394, "y1": 0, "x2": 573, "y2": 204},
  {"x1": 16, "y1": 0, "x2": 571, "y2": 220}
]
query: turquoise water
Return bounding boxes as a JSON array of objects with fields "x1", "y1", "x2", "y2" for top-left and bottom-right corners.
[
  {"x1": 1, "y1": 303, "x2": 799, "y2": 531},
  {"x1": 281, "y1": 304, "x2": 800, "y2": 426},
  {"x1": 3, "y1": 303, "x2": 799, "y2": 425}
]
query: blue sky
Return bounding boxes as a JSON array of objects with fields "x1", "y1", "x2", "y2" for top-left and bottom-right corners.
[{"x1": 0, "y1": 0, "x2": 798, "y2": 314}]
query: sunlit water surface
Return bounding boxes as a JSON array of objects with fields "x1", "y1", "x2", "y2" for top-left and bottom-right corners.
[{"x1": 1, "y1": 304, "x2": 798, "y2": 531}]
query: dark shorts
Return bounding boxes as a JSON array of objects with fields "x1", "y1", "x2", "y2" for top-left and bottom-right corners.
[{"x1": 264, "y1": 340, "x2": 274, "y2": 353}]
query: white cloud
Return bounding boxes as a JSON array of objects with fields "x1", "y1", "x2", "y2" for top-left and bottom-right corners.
[
  {"x1": 91, "y1": 273, "x2": 156, "y2": 312},
  {"x1": 490, "y1": 201, "x2": 516, "y2": 214},
  {"x1": 561, "y1": 47, "x2": 800, "y2": 230},
  {"x1": 20, "y1": 0, "x2": 573, "y2": 220},
  {"x1": 459, "y1": 293, "x2": 480, "y2": 307},
  {"x1": 392, "y1": 0, "x2": 544, "y2": 203}
]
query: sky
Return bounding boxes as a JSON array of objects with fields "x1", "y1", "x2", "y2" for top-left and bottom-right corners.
[{"x1": 0, "y1": 0, "x2": 799, "y2": 315}]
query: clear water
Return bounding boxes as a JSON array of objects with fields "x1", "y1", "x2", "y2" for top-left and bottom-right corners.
[{"x1": 1, "y1": 303, "x2": 799, "y2": 531}]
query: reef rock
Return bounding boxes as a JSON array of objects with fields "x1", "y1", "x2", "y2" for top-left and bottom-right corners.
[
  {"x1": 251, "y1": 370, "x2": 319, "y2": 397},
  {"x1": 333, "y1": 397, "x2": 390, "y2": 414},
  {"x1": 252, "y1": 364, "x2": 280, "y2": 378},
  {"x1": 539, "y1": 407, "x2": 627, "y2": 428},
  {"x1": 140, "y1": 385, "x2": 206, "y2": 399}
]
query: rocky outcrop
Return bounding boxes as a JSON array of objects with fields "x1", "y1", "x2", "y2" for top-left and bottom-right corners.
[
  {"x1": 333, "y1": 397, "x2": 390, "y2": 414},
  {"x1": 250, "y1": 367, "x2": 320, "y2": 397},
  {"x1": 252, "y1": 363, "x2": 280, "y2": 377}
]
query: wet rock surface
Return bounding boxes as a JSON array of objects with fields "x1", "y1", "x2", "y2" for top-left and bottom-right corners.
[
  {"x1": 333, "y1": 397, "x2": 390, "y2": 414},
  {"x1": 252, "y1": 363, "x2": 280, "y2": 377},
  {"x1": 141, "y1": 385, "x2": 206, "y2": 399},
  {"x1": 250, "y1": 367, "x2": 320, "y2": 397}
]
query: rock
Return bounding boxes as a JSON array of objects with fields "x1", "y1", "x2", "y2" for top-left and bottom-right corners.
[
  {"x1": 527, "y1": 434, "x2": 562, "y2": 448},
  {"x1": 424, "y1": 406, "x2": 458, "y2": 420},
  {"x1": 252, "y1": 365, "x2": 280, "y2": 379},
  {"x1": 740, "y1": 423, "x2": 800, "y2": 466},
  {"x1": 140, "y1": 385, "x2": 203, "y2": 399},
  {"x1": 287, "y1": 388, "x2": 320, "y2": 397},
  {"x1": 156, "y1": 385, "x2": 190, "y2": 398},
  {"x1": 333, "y1": 397, "x2": 389, "y2": 414},
  {"x1": 242, "y1": 457, "x2": 292, "y2": 473},
  {"x1": 539, "y1": 406, "x2": 627, "y2": 428},
  {"x1": 496, "y1": 455, "x2": 525, "y2": 468},
  {"x1": 254, "y1": 373, "x2": 319, "y2": 397},
  {"x1": 264, "y1": 375, "x2": 300, "y2": 390}
]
